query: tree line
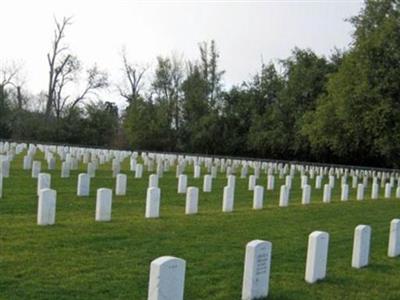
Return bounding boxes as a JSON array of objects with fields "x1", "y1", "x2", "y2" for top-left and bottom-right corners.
[{"x1": 0, "y1": 0, "x2": 399, "y2": 167}]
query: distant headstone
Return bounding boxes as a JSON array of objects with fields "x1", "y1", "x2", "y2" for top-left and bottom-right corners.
[
  {"x1": 37, "y1": 173, "x2": 51, "y2": 196},
  {"x1": 0, "y1": 158, "x2": 10, "y2": 178},
  {"x1": 385, "y1": 183, "x2": 392, "y2": 198},
  {"x1": 323, "y1": 184, "x2": 331, "y2": 203},
  {"x1": 227, "y1": 175, "x2": 236, "y2": 191},
  {"x1": 61, "y1": 162, "x2": 70, "y2": 178},
  {"x1": 371, "y1": 183, "x2": 379, "y2": 199},
  {"x1": 341, "y1": 184, "x2": 349, "y2": 201},
  {"x1": 116, "y1": 173, "x2": 127, "y2": 196},
  {"x1": 0, "y1": 174, "x2": 3, "y2": 198},
  {"x1": 135, "y1": 164, "x2": 143, "y2": 178},
  {"x1": 37, "y1": 188, "x2": 56, "y2": 226},
  {"x1": 77, "y1": 173, "x2": 90, "y2": 196},
  {"x1": 315, "y1": 175, "x2": 322, "y2": 189},
  {"x1": 23, "y1": 155, "x2": 32, "y2": 170},
  {"x1": 96, "y1": 188, "x2": 112, "y2": 221},
  {"x1": 149, "y1": 174, "x2": 159, "y2": 188},
  {"x1": 267, "y1": 175, "x2": 274, "y2": 190},
  {"x1": 279, "y1": 185, "x2": 289, "y2": 207},
  {"x1": 32, "y1": 161, "x2": 41, "y2": 178},
  {"x1": 248, "y1": 175, "x2": 256, "y2": 191},
  {"x1": 47, "y1": 157, "x2": 56, "y2": 170},
  {"x1": 222, "y1": 185, "x2": 234, "y2": 212},
  {"x1": 302, "y1": 184, "x2": 311, "y2": 205},
  {"x1": 178, "y1": 174, "x2": 187, "y2": 194},
  {"x1": 329, "y1": 175, "x2": 335, "y2": 188},
  {"x1": 253, "y1": 185, "x2": 264, "y2": 210},
  {"x1": 285, "y1": 175, "x2": 292, "y2": 189},
  {"x1": 145, "y1": 187, "x2": 160, "y2": 218},
  {"x1": 194, "y1": 165, "x2": 201, "y2": 178},
  {"x1": 185, "y1": 187, "x2": 199, "y2": 215},
  {"x1": 203, "y1": 175, "x2": 212, "y2": 192},
  {"x1": 356, "y1": 184, "x2": 365, "y2": 201},
  {"x1": 87, "y1": 162, "x2": 96, "y2": 178}
]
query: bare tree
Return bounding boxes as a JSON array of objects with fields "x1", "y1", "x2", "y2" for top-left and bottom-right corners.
[
  {"x1": 69, "y1": 65, "x2": 109, "y2": 110},
  {"x1": 118, "y1": 48, "x2": 147, "y2": 104},
  {"x1": 0, "y1": 61, "x2": 26, "y2": 109},
  {"x1": 46, "y1": 16, "x2": 74, "y2": 118},
  {"x1": 46, "y1": 16, "x2": 109, "y2": 119}
]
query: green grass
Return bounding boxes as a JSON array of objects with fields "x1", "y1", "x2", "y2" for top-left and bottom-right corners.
[{"x1": 1, "y1": 151, "x2": 400, "y2": 299}]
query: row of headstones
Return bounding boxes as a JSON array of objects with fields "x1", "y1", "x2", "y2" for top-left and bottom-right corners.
[
  {"x1": 145, "y1": 219, "x2": 400, "y2": 300},
  {"x1": 4, "y1": 140, "x2": 398, "y2": 182},
  {"x1": 3, "y1": 142, "x2": 400, "y2": 195},
  {"x1": 3, "y1": 140, "x2": 400, "y2": 187},
  {"x1": 36, "y1": 177, "x2": 400, "y2": 226}
]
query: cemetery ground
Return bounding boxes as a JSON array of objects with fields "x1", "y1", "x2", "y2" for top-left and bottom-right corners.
[{"x1": 1, "y1": 153, "x2": 400, "y2": 299}]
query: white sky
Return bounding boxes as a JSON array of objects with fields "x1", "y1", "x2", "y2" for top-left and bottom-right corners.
[{"x1": 0, "y1": 0, "x2": 364, "y2": 107}]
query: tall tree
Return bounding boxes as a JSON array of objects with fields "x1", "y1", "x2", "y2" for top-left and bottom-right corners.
[
  {"x1": 303, "y1": 0, "x2": 400, "y2": 166},
  {"x1": 118, "y1": 48, "x2": 147, "y2": 104}
]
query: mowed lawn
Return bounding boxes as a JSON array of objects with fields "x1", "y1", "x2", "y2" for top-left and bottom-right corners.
[{"x1": 1, "y1": 152, "x2": 400, "y2": 299}]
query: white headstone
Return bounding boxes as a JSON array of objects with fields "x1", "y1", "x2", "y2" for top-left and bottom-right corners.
[
  {"x1": 267, "y1": 175, "x2": 274, "y2": 190},
  {"x1": 385, "y1": 183, "x2": 392, "y2": 198},
  {"x1": 302, "y1": 184, "x2": 311, "y2": 205},
  {"x1": 149, "y1": 174, "x2": 159, "y2": 188},
  {"x1": 47, "y1": 157, "x2": 56, "y2": 170},
  {"x1": 388, "y1": 219, "x2": 400, "y2": 257},
  {"x1": 396, "y1": 186, "x2": 400, "y2": 199},
  {"x1": 32, "y1": 161, "x2": 41, "y2": 178},
  {"x1": 356, "y1": 183, "x2": 365, "y2": 201},
  {"x1": 135, "y1": 164, "x2": 143, "y2": 178},
  {"x1": 148, "y1": 256, "x2": 186, "y2": 300},
  {"x1": 323, "y1": 184, "x2": 331, "y2": 203},
  {"x1": 371, "y1": 183, "x2": 379, "y2": 199},
  {"x1": 0, "y1": 159, "x2": 10, "y2": 178},
  {"x1": 329, "y1": 175, "x2": 335, "y2": 188},
  {"x1": 285, "y1": 175, "x2": 292, "y2": 189},
  {"x1": 23, "y1": 155, "x2": 32, "y2": 170},
  {"x1": 61, "y1": 162, "x2": 70, "y2": 178},
  {"x1": 87, "y1": 162, "x2": 96, "y2": 178},
  {"x1": 241, "y1": 240, "x2": 272, "y2": 300},
  {"x1": 145, "y1": 187, "x2": 160, "y2": 218},
  {"x1": 37, "y1": 173, "x2": 51, "y2": 196},
  {"x1": 178, "y1": 174, "x2": 187, "y2": 194},
  {"x1": 301, "y1": 175, "x2": 308, "y2": 188},
  {"x1": 352, "y1": 224, "x2": 371, "y2": 268},
  {"x1": 77, "y1": 173, "x2": 90, "y2": 196},
  {"x1": 279, "y1": 185, "x2": 289, "y2": 207},
  {"x1": 185, "y1": 187, "x2": 199, "y2": 215},
  {"x1": 352, "y1": 176, "x2": 358, "y2": 188},
  {"x1": 96, "y1": 188, "x2": 112, "y2": 221},
  {"x1": 253, "y1": 185, "x2": 264, "y2": 210},
  {"x1": 227, "y1": 175, "x2": 236, "y2": 190},
  {"x1": 248, "y1": 175, "x2": 256, "y2": 191},
  {"x1": 37, "y1": 188, "x2": 56, "y2": 225},
  {"x1": 341, "y1": 184, "x2": 349, "y2": 201},
  {"x1": 203, "y1": 175, "x2": 212, "y2": 192},
  {"x1": 305, "y1": 231, "x2": 329, "y2": 284},
  {"x1": 315, "y1": 175, "x2": 322, "y2": 189},
  {"x1": 194, "y1": 165, "x2": 201, "y2": 178},
  {"x1": 222, "y1": 186, "x2": 234, "y2": 212},
  {"x1": 116, "y1": 174, "x2": 127, "y2": 196}
]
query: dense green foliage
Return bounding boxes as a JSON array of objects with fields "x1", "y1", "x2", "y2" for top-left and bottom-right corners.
[
  {"x1": 2, "y1": 151, "x2": 400, "y2": 299},
  {"x1": 1, "y1": 0, "x2": 399, "y2": 167}
]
